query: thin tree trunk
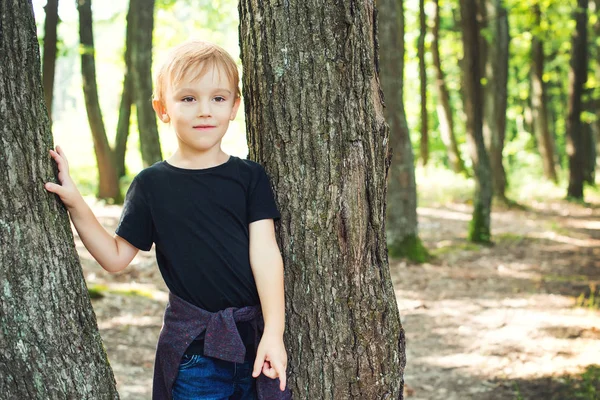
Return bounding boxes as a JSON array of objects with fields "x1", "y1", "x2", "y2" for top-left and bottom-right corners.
[
  {"x1": 239, "y1": 1, "x2": 406, "y2": 398},
  {"x1": 431, "y1": 0, "x2": 466, "y2": 174},
  {"x1": 77, "y1": 0, "x2": 122, "y2": 202},
  {"x1": 0, "y1": 1, "x2": 119, "y2": 397},
  {"x1": 130, "y1": 0, "x2": 162, "y2": 167},
  {"x1": 380, "y1": 0, "x2": 427, "y2": 261},
  {"x1": 42, "y1": 0, "x2": 59, "y2": 121},
  {"x1": 460, "y1": 0, "x2": 493, "y2": 243},
  {"x1": 418, "y1": 0, "x2": 429, "y2": 165},
  {"x1": 114, "y1": 0, "x2": 135, "y2": 178},
  {"x1": 594, "y1": 0, "x2": 600, "y2": 172},
  {"x1": 566, "y1": 0, "x2": 589, "y2": 199},
  {"x1": 531, "y1": 4, "x2": 558, "y2": 182}
]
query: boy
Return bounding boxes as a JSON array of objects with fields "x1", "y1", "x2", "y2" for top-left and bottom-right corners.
[{"x1": 45, "y1": 41, "x2": 290, "y2": 400}]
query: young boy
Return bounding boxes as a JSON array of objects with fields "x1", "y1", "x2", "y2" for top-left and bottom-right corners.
[{"x1": 45, "y1": 41, "x2": 291, "y2": 400}]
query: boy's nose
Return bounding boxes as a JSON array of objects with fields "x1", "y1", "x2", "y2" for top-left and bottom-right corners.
[{"x1": 197, "y1": 100, "x2": 212, "y2": 117}]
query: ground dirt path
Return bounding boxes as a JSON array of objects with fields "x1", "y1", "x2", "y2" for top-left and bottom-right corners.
[{"x1": 81, "y1": 199, "x2": 600, "y2": 399}]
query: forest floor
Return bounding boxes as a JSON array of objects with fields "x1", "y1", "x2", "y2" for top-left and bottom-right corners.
[{"x1": 80, "y1": 195, "x2": 600, "y2": 400}]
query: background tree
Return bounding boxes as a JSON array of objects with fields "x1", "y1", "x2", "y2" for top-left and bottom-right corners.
[
  {"x1": 566, "y1": 0, "x2": 589, "y2": 199},
  {"x1": 239, "y1": 1, "x2": 406, "y2": 398},
  {"x1": 77, "y1": 0, "x2": 122, "y2": 201},
  {"x1": 0, "y1": 1, "x2": 119, "y2": 397},
  {"x1": 42, "y1": 0, "x2": 59, "y2": 121},
  {"x1": 460, "y1": 0, "x2": 493, "y2": 242},
  {"x1": 418, "y1": 0, "x2": 429, "y2": 165}
]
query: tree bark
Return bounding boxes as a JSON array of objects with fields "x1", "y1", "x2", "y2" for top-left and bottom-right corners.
[
  {"x1": 481, "y1": 0, "x2": 509, "y2": 201},
  {"x1": 130, "y1": 0, "x2": 162, "y2": 167},
  {"x1": 566, "y1": 0, "x2": 589, "y2": 199},
  {"x1": 418, "y1": 0, "x2": 429, "y2": 165},
  {"x1": 531, "y1": 4, "x2": 558, "y2": 183},
  {"x1": 460, "y1": 0, "x2": 492, "y2": 243},
  {"x1": 594, "y1": 0, "x2": 600, "y2": 173},
  {"x1": 77, "y1": 0, "x2": 122, "y2": 202},
  {"x1": 239, "y1": 1, "x2": 406, "y2": 398},
  {"x1": 114, "y1": 0, "x2": 135, "y2": 178},
  {"x1": 0, "y1": 1, "x2": 119, "y2": 398},
  {"x1": 379, "y1": 0, "x2": 427, "y2": 261},
  {"x1": 431, "y1": 0, "x2": 466, "y2": 174},
  {"x1": 42, "y1": 0, "x2": 59, "y2": 122}
]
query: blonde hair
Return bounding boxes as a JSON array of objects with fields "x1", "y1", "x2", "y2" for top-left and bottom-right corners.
[{"x1": 153, "y1": 41, "x2": 241, "y2": 106}]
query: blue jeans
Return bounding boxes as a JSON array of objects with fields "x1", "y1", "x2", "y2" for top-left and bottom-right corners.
[{"x1": 172, "y1": 354, "x2": 257, "y2": 400}]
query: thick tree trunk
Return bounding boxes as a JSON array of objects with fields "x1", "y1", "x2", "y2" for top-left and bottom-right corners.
[
  {"x1": 239, "y1": 1, "x2": 406, "y2": 398},
  {"x1": 481, "y1": 0, "x2": 509, "y2": 201},
  {"x1": 77, "y1": 0, "x2": 122, "y2": 202},
  {"x1": 566, "y1": 0, "x2": 589, "y2": 199},
  {"x1": 460, "y1": 0, "x2": 492, "y2": 243},
  {"x1": 432, "y1": 0, "x2": 466, "y2": 174},
  {"x1": 0, "y1": 1, "x2": 119, "y2": 398},
  {"x1": 531, "y1": 5, "x2": 558, "y2": 183},
  {"x1": 42, "y1": 0, "x2": 59, "y2": 121},
  {"x1": 130, "y1": 0, "x2": 162, "y2": 167},
  {"x1": 114, "y1": 0, "x2": 135, "y2": 178},
  {"x1": 418, "y1": 0, "x2": 429, "y2": 165}
]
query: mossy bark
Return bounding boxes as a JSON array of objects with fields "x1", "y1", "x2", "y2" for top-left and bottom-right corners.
[
  {"x1": 0, "y1": 1, "x2": 119, "y2": 397},
  {"x1": 388, "y1": 234, "x2": 430, "y2": 263},
  {"x1": 239, "y1": 1, "x2": 406, "y2": 398}
]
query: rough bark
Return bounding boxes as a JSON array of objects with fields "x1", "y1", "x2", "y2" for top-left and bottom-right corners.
[
  {"x1": 531, "y1": 4, "x2": 558, "y2": 182},
  {"x1": 239, "y1": 1, "x2": 406, "y2": 398},
  {"x1": 0, "y1": 1, "x2": 119, "y2": 398},
  {"x1": 566, "y1": 0, "x2": 589, "y2": 199},
  {"x1": 42, "y1": 0, "x2": 59, "y2": 121},
  {"x1": 418, "y1": 0, "x2": 429, "y2": 165},
  {"x1": 130, "y1": 0, "x2": 162, "y2": 167},
  {"x1": 114, "y1": 0, "x2": 135, "y2": 178},
  {"x1": 460, "y1": 0, "x2": 492, "y2": 243},
  {"x1": 594, "y1": 0, "x2": 600, "y2": 172},
  {"x1": 481, "y1": 0, "x2": 509, "y2": 201},
  {"x1": 77, "y1": 0, "x2": 122, "y2": 202},
  {"x1": 431, "y1": 0, "x2": 466, "y2": 174}
]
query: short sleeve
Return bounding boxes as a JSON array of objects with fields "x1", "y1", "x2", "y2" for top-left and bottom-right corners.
[
  {"x1": 115, "y1": 176, "x2": 154, "y2": 251},
  {"x1": 247, "y1": 167, "x2": 280, "y2": 223}
]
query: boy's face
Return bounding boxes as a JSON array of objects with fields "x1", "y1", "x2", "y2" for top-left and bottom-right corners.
[{"x1": 153, "y1": 63, "x2": 241, "y2": 157}]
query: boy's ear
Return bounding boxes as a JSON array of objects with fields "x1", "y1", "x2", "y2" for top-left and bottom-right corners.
[
  {"x1": 230, "y1": 97, "x2": 241, "y2": 121},
  {"x1": 152, "y1": 99, "x2": 170, "y2": 123}
]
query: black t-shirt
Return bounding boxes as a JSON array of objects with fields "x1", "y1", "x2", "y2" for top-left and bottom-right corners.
[{"x1": 115, "y1": 156, "x2": 280, "y2": 312}]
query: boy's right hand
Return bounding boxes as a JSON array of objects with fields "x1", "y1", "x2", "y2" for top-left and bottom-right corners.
[{"x1": 45, "y1": 146, "x2": 83, "y2": 210}]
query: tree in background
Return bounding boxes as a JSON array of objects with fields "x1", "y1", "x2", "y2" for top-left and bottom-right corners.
[
  {"x1": 593, "y1": 0, "x2": 600, "y2": 173},
  {"x1": 418, "y1": 0, "x2": 429, "y2": 165},
  {"x1": 239, "y1": 1, "x2": 406, "y2": 397},
  {"x1": 531, "y1": 3, "x2": 558, "y2": 182},
  {"x1": 0, "y1": 1, "x2": 119, "y2": 397},
  {"x1": 431, "y1": 0, "x2": 467, "y2": 174},
  {"x1": 115, "y1": 0, "x2": 162, "y2": 177},
  {"x1": 460, "y1": 0, "x2": 493, "y2": 243},
  {"x1": 42, "y1": 0, "x2": 59, "y2": 122},
  {"x1": 77, "y1": 0, "x2": 122, "y2": 202},
  {"x1": 566, "y1": 0, "x2": 589, "y2": 199},
  {"x1": 480, "y1": 0, "x2": 510, "y2": 202},
  {"x1": 380, "y1": 0, "x2": 428, "y2": 262}
]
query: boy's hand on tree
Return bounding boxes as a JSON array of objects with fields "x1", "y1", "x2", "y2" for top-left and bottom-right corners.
[
  {"x1": 253, "y1": 331, "x2": 287, "y2": 391},
  {"x1": 45, "y1": 146, "x2": 83, "y2": 209}
]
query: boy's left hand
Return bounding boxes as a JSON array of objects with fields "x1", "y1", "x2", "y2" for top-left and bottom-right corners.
[{"x1": 252, "y1": 331, "x2": 287, "y2": 391}]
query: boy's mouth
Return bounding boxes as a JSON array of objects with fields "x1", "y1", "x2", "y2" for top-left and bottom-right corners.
[{"x1": 194, "y1": 125, "x2": 216, "y2": 129}]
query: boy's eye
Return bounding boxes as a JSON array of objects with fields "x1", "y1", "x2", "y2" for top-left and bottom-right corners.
[
  {"x1": 213, "y1": 96, "x2": 226, "y2": 103},
  {"x1": 181, "y1": 96, "x2": 195, "y2": 102}
]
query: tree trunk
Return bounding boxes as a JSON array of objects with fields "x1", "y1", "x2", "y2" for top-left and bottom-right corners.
[
  {"x1": 77, "y1": 0, "x2": 122, "y2": 202},
  {"x1": 481, "y1": 0, "x2": 509, "y2": 201},
  {"x1": 42, "y1": 0, "x2": 59, "y2": 122},
  {"x1": 114, "y1": 0, "x2": 135, "y2": 178},
  {"x1": 239, "y1": 1, "x2": 406, "y2": 398},
  {"x1": 566, "y1": 0, "x2": 589, "y2": 199},
  {"x1": 431, "y1": 0, "x2": 466, "y2": 174},
  {"x1": 460, "y1": 0, "x2": 493, "y2": 243},
  {"x1": 418, "y1": 0, "x2": 429, "y2": 165},
  {"x1": 594, "y1": 0, "x2": 600, "y2": 173},
  {"x1": 0, "y1": 1, "x2": 119, "y2": 398},
  {"x1": 531, "y1": 4, "x2": 558, "y2": 182},
  {"x1": 130, "y1": 0, "x2": 162, "y2": 167},
  {"x1": 379, "y1": 0, "x2": 427, "y2": 262}
]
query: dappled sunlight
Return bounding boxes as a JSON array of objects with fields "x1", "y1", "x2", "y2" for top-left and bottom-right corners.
[
  {"x1": 98, "y1": 315, "x2": 162, "y2": 330},
  {"x1": 418, "y1": 207, "x2": 471, "y2": 221},
  {"x1": 530, "y1": 230, "x2": 600, "y2": 247}
]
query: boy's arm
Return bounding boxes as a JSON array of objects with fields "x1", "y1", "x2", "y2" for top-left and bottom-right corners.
[
  {"x1": 45, "y1": 146, "x2": 138, "y2": 273},
  {"x1": 249, "y1": 218, "x2": 287, "y2": 391}
]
